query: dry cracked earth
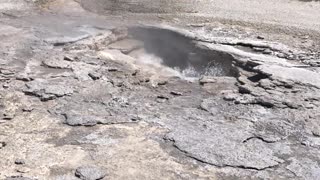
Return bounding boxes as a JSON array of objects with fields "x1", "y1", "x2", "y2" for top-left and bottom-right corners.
[{"x1": 1, "y1": 0, "x2": 320, "y2": 179}]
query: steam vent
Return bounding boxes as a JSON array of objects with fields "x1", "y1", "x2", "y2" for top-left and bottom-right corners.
[{"x1": 1, "y1": 0, "x2": 320, "y2": 179}]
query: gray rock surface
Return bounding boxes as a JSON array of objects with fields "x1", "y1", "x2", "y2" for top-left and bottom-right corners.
[{"x1": 0, "y1": 0, "x2": 320, "y2": 180}]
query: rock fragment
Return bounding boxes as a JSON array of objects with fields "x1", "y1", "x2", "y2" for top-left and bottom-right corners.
[
  {"x1": 0, "y1": 141, "x2": 6, "y2": 149},
  {"x1": 75, "y1": 165, "x2": 106, "y2": 180},
  {"x1": 16, "y1": 74, "x2": 33, "y2": 82},
  {"x1": 88, "y1": 72, "x2": 101, "y2": 80},
  {"x1": 199, "y1": 76, "x2": 217, "y2": 85},
  {"x1": 223, "y1": 93, "x2": 238, "y2": 101},
  {"x1": 311, "y1": 124, "x2": 320, "y2": 137},
  {"x1": 255, "y1": 65, "x2": 320, "y2": 88},
  {"x1": 16, "y1": 166, "x2": 30, "y2": 173},
  {"x1": 98, "y1": 49, "x2": 136, "y2": 65},
  {"x1": 258, "y1": 79, "x2": 274, "y2": 89},
  {"x1": 64, "y1": 55, "x2": 77, "y2": 62},
  {"x1": 0, "y1": 69, "x2": 15, "y2": 75},
  {"x1": 64, "y1": 114, "x2": 107, "y2": 126},
  {"x1": 45, "y1": 34, "x2": 91, "y2": 46},
  {"x1": 262, "y1": 48, "x2": 272, "y2": 54},
  {"x1": 3, "y1": 84, "x2": 9, "y2": 89},
  {"x1": 5, "y1": 176, "x2": 32, "y2": 180},
  {"x1": 256, "y1": 35, "x2": 265, "y2": 40},
  {"x1": 22, "y1": 106, "x2": 34, "y2": 112},
  {"x1": 14, "y1": 159, "x2": 25, "y2": 165},
  {"x1": 42, "y1": 59, "x2": 71, "y2": 69},
  {"x1": 3, "y1": 113, "x2": 14, "y2": 120},
  {"x1": 23, "y1": 79, "x2": 74, "y2": 101},
  {"x1": 156, "y1": 95, "x2": 169, "y2": 103},
  {"x1": 170, "y1": 91, "x2": 183, "y2": 96}
]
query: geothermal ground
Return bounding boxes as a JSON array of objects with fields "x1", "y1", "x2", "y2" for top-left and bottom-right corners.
[{"x1": 1, "y1": 0, "x2": 320, "y2": 179}]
